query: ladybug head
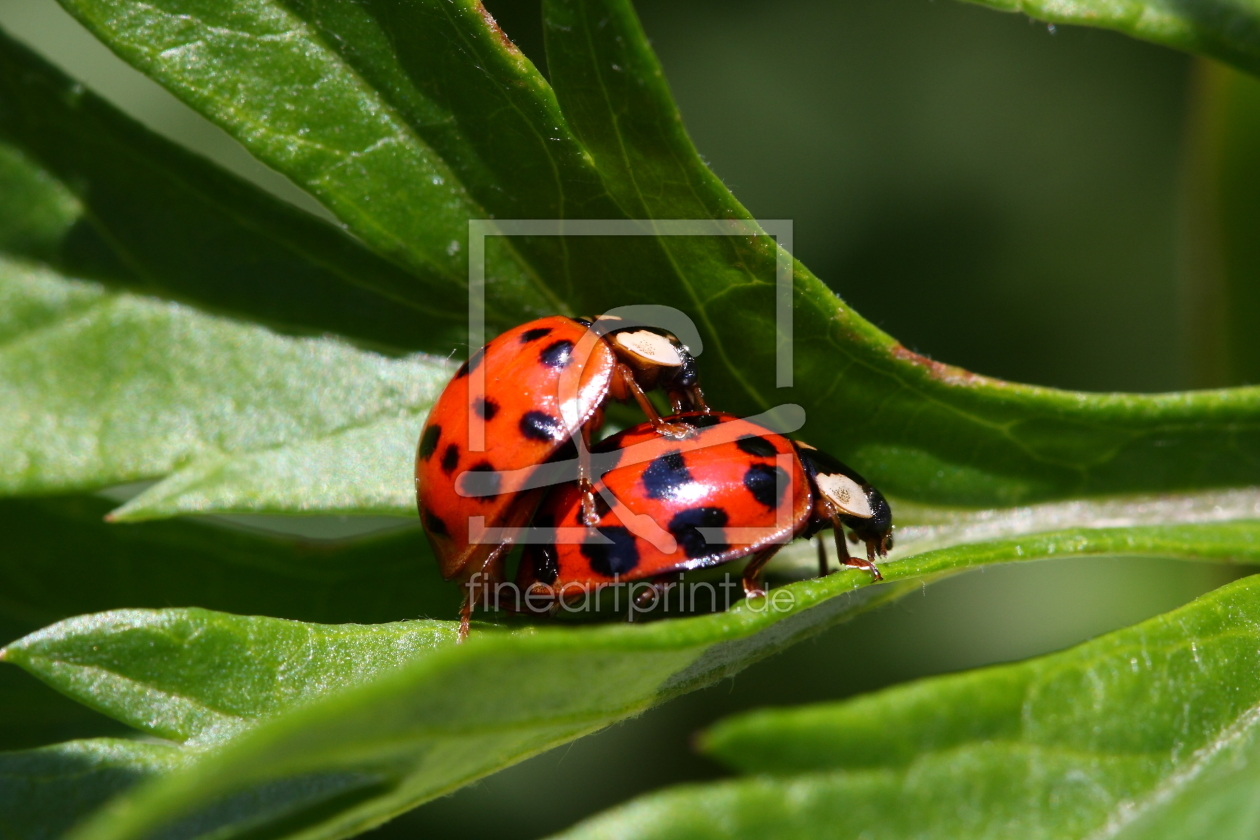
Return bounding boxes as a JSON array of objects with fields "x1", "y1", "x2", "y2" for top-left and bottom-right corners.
[{"x1": 793, "y1": 442, "x2": 893, "y2": 557}]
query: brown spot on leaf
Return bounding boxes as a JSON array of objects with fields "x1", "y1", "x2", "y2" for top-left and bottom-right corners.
[
  {"x1": 889, "y1": 344, "x2": 999, "y2": 388},
  {"x1": 475, "y1": 1, "x2": 520, "y2": 54}
]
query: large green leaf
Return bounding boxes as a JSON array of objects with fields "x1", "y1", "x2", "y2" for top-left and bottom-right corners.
[
  {"x1": 0, "y1": 496, "x2": 454, "y2": 643},
  {"x1": 3, "y1": 609, "x2": 456, "y2": 748},
  {"x1": 4, "y1": 496, "x2": 1258, "y2": 840},
  {"x1": 0, "y1": 29, "x2": 462, "y2": 352},
  {"x1": 961, "y1": 0, "x2": 1260, "y2": 79},
  {"x1": 548, "y1": 571, "x2": 1260, "y2": 840},
  {"x1": 0, "y1": 256, "x2": 450, "y2": 514},
  {"x1": 51, "y1": 0, "x2": 572, "y2": 324},
  {"x1": 0, "y1": 493, "x2": 456, "y2": 751},
  {"x1": 31, "y1": 0, "x2": 1257, "y2": 508},
  {"x1": 541, "y1": 0, "x2": 1260, "y2": 507}
]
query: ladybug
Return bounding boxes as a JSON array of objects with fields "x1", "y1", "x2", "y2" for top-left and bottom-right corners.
[
  {"x1": 415, "y1": 315, "x2": 707, "y2": 638},
  {"x1": 514, "y1": 412, "x2": 893, "y2": 610}
]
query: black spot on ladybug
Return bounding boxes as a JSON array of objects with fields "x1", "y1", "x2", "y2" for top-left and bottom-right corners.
[
  {"x1": 582, "y1": 526, "x2": 640, "y2": 576},
  {"x1": 520, "y1": 326, "x2": 553, "y2": 343},
  {"x1": 642, "y1": 450, "x2": 692, "y2": 499},
  {"x1": 418, "y1": 425, "x2": 441, "y2": 461},
  {"x1": 678, "y1": 414, "x2": 722, "y2": 429},
  {"x1": 520, "y1": 411, "x2": 565, "y2": 442},
  {"x1": 744, "y1": 463, "x2": 789, "y2": 508},
  {"x1": 421, "y1": 506, "x2": 450, "y2": 538},
  {"x1": 539, "y1": 339, "x2": 575, "y2": 369},
  {"x1": 441, "y1": 443, "x2": 460, "y2": 474},
  {"x1": 460, "y1": 461, "x2": 500, "y2": 499},
  {"x1": 453, "y1": 347, "x2": 485, "y2": 379},
  {"x1": 474, "y1": 397, "x2": 499, "y2": 421},
  {"x1": 668, "y1": 507, "x2": 729, "y2": 559},
  {"x1": 737, "y1": 435, "x2": 777, "y2": 458}
]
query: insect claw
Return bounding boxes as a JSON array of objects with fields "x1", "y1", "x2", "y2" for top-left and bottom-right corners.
[{"x1": 654, "y1": 421, "x2": 697, "y2": 440}]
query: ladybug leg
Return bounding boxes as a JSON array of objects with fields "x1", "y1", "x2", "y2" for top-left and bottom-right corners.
[
  {"x1": 617, "y1": 364, "x2": 693, "y2": 440},
  {"x1": 628, "y1": 576, "x2": 681, "y2": 620},
  {"x1": 457, "y1": 592, "x2": 473, "y2": 643},
  {"x1": 456, "y1": 545, "x2": 514, "y2": 642},
  {"x1": 817, "y1": 535, "x2": 831, "y2": 577},
  {"x1": 835, "y1": 524, "x2": 882, "y2": 581},
  {"x1": 578, "y1": 422, "x2": 599, "y2": 526},
  {"x1": 741, "y1": 545, "x2": 783, "y2": 599},
  {"x1": 632, "y1": 580, "x2": 664, "y2": 610}
]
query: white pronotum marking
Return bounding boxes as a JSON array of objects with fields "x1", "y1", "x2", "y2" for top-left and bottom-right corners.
[
  {"x1": 613, "y1": 330, "x2": 683, "y2": 367},
  {"x1": 816, "y1": 473, "x2": 873, "y2": 518}
]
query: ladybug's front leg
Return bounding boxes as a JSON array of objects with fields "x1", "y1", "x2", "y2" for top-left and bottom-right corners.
[
  {"x1": 615, "y1": 364, "x2": 694, "y2": 440},
  {"x1": 741, "y1": 545, "x2": 784, "y2": 599},
  {"x1": 834, "y1": 523, "x2": 882, "y2": 581},
  {"x1": 816, "y1": 535, "x2": 831, "y2": 577},
  {"x1": 456, "y1": 545, "x2": 512, "y2": 642}
]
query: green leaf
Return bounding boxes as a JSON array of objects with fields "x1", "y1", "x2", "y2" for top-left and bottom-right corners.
[
  {"x1": 5, "y1": 498, "x2": 1257, "y2": 840},
  {"x1": 0, "y1": 496, "x2": 455, "y2": 645},
  {"x1": 544, "y1": 572, "x2": 1260, "y2": 840},
  {"x1": 0, "y1": 740, "x2": 185, "y2": 840},
  {"x1": 0, "y1": 257, "x2": 450, "y2": 514},
  {"x1": 0, "y1": 494, "x2": 457, "y2": 752},
  {"x1": 0, "y1": 29, "x2": 461, "y2": 352},
  {"x1": 9, "y1": 592, "x2": 890, "y2": 840},
  {"x1": 0, "y1": 143, "x2": 79, "y2": 260},
  {"x1": 2, "y1": 609, "x2": 456, "y2": 747},
  {"x1": 0, "y1": 667, "x2": 127, "y2": 753},
  {"x1": 50, "y1": 0, "x2": 565, "y2": 323},
  {"x1": 27, "y1": 0, "x2": 1260, "y2": 509},
  {"x1": 541, "y1": 0, "x2": 1260, "y2": 508},
  {"x1": 959, "y1": 0, "x2": 1260, "y2": 79}
]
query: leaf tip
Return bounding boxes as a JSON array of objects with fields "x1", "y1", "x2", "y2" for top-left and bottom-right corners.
[{"x1": 103, "y1": 503, "x2": 143, "y2": 523}]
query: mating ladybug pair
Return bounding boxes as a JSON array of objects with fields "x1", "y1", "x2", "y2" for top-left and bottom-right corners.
[{"x1": 415, "y1": 315, "x2": 893, "y2": 640}]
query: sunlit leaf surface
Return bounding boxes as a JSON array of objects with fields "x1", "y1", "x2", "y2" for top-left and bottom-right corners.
[{"x1": 545, "y1": 573, "x2": 1260, "y2": 840}]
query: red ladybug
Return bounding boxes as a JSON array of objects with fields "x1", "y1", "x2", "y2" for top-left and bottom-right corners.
[
  {"x1": 514, "y1": 412, "x2": 893, "y2": 609},
  {"x1": 415, "y1": 316, "x2": 707, "y2": 637}
]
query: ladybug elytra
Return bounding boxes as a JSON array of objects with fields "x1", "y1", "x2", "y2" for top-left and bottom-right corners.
[
  {"x1": 414, "y1": 315, "x2": 708, "y2": 638},
  {"x1": 514, "y1": 412, "x2": 893, "y2": 609}
]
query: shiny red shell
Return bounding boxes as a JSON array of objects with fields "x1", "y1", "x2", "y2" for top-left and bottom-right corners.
[
  {"x1": 515, "y1": 412, "x2": 811, "y2": 596},
  {"x1": 415, "y1": 316, "x2": 616, "y2": 581}
]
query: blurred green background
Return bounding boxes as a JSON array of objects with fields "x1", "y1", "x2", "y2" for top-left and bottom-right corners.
[{"x1": 0, "y1": 0, "x2": 1244, "y2": 837}]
